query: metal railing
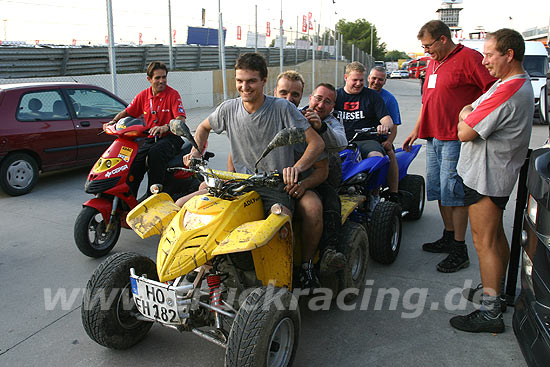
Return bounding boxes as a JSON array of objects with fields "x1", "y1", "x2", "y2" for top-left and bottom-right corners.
[{"x1": 0, "y1": 45, "x2": 332, "y2": 79}]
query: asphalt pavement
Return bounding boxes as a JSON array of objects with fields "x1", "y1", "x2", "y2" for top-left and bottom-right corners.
[{"x1": 1, "y1": 77, "x2": 547, "y2": 366}]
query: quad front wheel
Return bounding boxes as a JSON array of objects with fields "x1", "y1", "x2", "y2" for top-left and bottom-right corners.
[
  {"x1": 225, "y1": 286, "x2": 300, "y2": 367},
  {"x1": 369, "y1": 201, "x2": 402, "y2": 264},
  {"x1": 74, "y1": 206, "x2": 121, "y2": 257},
  {"x1": 81, "y1": 252, "x2": 157, "y2": 349}
]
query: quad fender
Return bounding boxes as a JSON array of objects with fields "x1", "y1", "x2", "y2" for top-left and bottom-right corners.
[
  {"x1": 83, "y1": 197, "x2": 113, "y2": 224},
  {"x1": 212, "y1": 213, "x2": 293, "y2": 289},
  {"x1": 126, "y1": 193, "x2": 181, "y2": 239},
  {"x1": 340, "y1": 194, "x2": 366, "y2": 224},
  {"x1": 395, "y1": 144, "x2": 421, "y2": 181}
]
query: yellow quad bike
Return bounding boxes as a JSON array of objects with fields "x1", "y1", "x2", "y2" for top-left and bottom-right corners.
[{"x1": 81, "y1": 123, "x2": 369, "y2": 367}]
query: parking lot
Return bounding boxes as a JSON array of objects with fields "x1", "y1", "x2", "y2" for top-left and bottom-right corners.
[{"x1": 1, "y1": 78, "x2": 547, "y2": 366}]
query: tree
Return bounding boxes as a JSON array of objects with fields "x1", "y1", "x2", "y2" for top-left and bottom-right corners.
[
  {"x1": 385, "y1": 50, "x2": 410, "y2": 62},
  {"x1": 336, "y1": 19, "x2": 386, "y2": 60}
]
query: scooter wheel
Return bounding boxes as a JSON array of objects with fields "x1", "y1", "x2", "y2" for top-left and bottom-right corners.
[{"x1": 74, "y1": 206, "x2": 121, "y2": 258}]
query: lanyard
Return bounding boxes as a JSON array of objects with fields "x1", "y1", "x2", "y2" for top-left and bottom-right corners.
[
  {"x1": 149, "y1": 98, "x2": 159, "y2": 123},
  {"x1": 432, "y1": 45, "x2": 461, "y2": 75}
]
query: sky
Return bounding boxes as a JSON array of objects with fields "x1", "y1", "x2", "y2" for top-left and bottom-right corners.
[{"x1": 1, "y1": 0, "x2": 548, "y2": 54}]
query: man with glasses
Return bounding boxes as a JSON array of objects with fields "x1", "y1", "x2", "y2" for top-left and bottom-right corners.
[
  {"x1": 403, "y1": 20, "x2": 496, "y2": 273},
  {"x1": 273, "y1": 72, "x2": 348, "y2": 283}
]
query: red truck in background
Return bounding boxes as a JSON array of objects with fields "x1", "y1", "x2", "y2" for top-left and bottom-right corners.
[{"x1": 408, "y1": 56, "x2": 431, "y2": 79}]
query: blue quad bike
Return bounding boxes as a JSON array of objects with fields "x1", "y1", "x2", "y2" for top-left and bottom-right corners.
[{"x1": 339, "y1": 128, "x2": 425, "y2": 264}]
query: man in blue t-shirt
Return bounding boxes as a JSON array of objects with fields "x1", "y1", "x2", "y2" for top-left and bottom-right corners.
[
  {"x1": 335, "y1": 61, "x2": 398, "y2": 203},
  {"x1": 368, "y1": 66, "x2": 402, "y2": 201}
]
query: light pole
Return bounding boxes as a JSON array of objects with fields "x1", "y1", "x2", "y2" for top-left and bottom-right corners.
[
  {"x1": 105, "y1": 0, "x2": 117, "y2": 95},
  {"x1": 218, "y1": 0, "x2": 227, "y2": 101},
  {"x1": 167, "y1": 0, "x2": 174, "y2": 70}
]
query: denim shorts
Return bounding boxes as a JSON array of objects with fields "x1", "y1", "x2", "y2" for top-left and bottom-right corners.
[{"x1": 426, "y1": 138, "x2": 465, "y2": 206}]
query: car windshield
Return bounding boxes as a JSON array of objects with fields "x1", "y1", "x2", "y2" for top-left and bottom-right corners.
[{"x1": 523, "y1": 56, "x2": 547, "y2": 77}]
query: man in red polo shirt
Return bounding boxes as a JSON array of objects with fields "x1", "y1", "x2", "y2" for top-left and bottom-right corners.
[
  {"x1": 105, "y1": 61, "x2": 187, "y2": 197},
  {"x1": 403, "y1": 20, "x2": 496, "y2": 273}
]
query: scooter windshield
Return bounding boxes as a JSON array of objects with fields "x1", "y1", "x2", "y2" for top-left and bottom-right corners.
[{"x1": 115, "y1": 117, "x2": 146, "y2": 131}]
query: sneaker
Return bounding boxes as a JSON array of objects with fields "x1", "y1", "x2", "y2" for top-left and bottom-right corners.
[
  {"x1": 449, "y1": 310, "x2": 505, "y2": 333},
  {"x1": 319, "y1": 248, "x2": 347, "y2": 274},
  {"x1": 436, "y1": 245, "x2": 469, "y2": 273},
  {"x1": 422, "y1": 231, "x2": 454, "y2": 253},
  {"x1": 462, "y1": 283, "x2": 508, "y2": 313},
  {"x1": 299, "y1": 261, "x2": 320, "y2": 290}
]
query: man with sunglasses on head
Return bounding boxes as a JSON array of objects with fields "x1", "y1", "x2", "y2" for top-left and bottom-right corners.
[
  {"x1": 105, "y1": 61, "x2": 187, "y2": 198},
  {"x1": 402, "y1": 20, "x2": 495, "y2": 273}
]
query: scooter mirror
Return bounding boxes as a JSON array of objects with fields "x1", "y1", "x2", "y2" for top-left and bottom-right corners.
[
  {"x1": 535, "y1": 151, "x2": 550, "y2": 182},
  {"x1": 254, "y1": 127, "x2": 306, "y2": 172},
  {"x1": 169, "y1": 119, "x2": 200, "y2": 152}
]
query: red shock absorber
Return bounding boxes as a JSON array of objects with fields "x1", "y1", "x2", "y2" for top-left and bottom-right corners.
[{"x1": 207, "y1": 274, "x2": 222, "y2": 309}]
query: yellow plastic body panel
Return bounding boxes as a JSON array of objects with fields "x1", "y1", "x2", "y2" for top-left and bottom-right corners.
[
  {"x1": 212, "y1": 212, "x2": 290, "y2": 255},
  {"x1": 127, "y1": 193, "x2": 181, "y2": 239},
  {"x1": 156, "y1": 191, "x2": 264, "y2": 282},
  {"x1": 340, "y1": 195, "x2": 366, "y2": 224},
  {"x1": 251, "y1": 221, "x2": 293, "y2": 289},
  {"x1": 211, "y1": 213, "x2": 293, "y2": 288}
]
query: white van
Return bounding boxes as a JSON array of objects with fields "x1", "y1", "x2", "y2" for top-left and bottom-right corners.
[{"x1": 459, "y1": 39, "x2": 549, "y2": 124}]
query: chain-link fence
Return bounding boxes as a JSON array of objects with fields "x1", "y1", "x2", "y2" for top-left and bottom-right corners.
[{"x1": 1, "y1": 1, "x2": 377, "y2": 109}]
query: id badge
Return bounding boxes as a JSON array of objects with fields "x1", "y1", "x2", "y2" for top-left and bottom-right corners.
[{"x1": 427, "y1": 74, "x2": 437, "y2": 89}]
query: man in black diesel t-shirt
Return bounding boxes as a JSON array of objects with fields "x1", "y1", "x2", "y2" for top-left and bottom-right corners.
[
  {"x1": 335, "y1": 62, "x2": 397, "y2": 207},
  {"x1": 335, "y1": 61, "x2": 394, "y2": 160}
]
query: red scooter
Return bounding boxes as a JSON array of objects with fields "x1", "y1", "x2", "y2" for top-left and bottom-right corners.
[{"x1": 74, "y1": 117, "x2": 199, "y2": 257}]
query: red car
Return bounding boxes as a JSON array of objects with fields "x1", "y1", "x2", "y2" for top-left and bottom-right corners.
[{"x1": 0, "y1": 82, "x2": 127, "y2": 196}]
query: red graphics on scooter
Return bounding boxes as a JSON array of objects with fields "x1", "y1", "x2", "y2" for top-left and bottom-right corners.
[{"x1": 74, "y1": 117, "x2": 199, "y2": 258}]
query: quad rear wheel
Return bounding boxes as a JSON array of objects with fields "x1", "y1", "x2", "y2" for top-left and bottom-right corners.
[
  {"x1": 339, "y1": 221, "x2": 369, "y2": 301},
  {"x1": 399, "y1": 174, "x2": 425, "y2": 220},
  {"x1": 369, "y1": 201, "x2": 402, "y2": 264}
]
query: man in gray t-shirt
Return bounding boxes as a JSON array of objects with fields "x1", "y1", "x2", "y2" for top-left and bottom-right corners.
[
  {"x1": 185, "y1": 53, "x2": 325, "y2": 290},
  {"x1": 450, "y1": 29, "x2": 533, "y2": 334}
]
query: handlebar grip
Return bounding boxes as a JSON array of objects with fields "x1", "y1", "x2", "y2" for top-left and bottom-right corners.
[{"x1": 208, "y1": 169, "x2": 251, "y2": 181}]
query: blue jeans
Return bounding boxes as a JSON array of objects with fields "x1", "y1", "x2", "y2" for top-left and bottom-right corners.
[{"x1": 426, "y1": 138, "x2": 465, "y2": 207}]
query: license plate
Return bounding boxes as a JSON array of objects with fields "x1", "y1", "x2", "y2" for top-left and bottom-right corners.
[{"x1": 130, "y1": 276, "x2": 181, "y2": 324}]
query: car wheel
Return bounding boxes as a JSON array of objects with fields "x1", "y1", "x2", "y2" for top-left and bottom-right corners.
[
  {"x1": 82, "y1": 252, "x2": 157, "y2": 349},
  {"x1": 0, "y1": 153, "x2": 39, "y2": 196}
]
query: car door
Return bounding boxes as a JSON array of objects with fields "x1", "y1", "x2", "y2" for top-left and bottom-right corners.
[
  {"x1": 15, "y1": 90, "x2": 77, "y2": 169},
  {"x1": 62, "y1": 88, "x2": 127, "y2": 162}
]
